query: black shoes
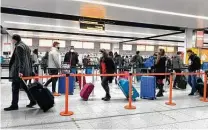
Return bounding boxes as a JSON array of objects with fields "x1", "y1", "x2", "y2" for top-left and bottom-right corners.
[
  {"x1": 156, "y1": 91, "x2": 164, "y2": 97},
  {"x1": 4, "y1": 106, "x2": 18, "y2": 111},
  {"x1": 188, "y1": 93, "x2": 194, "y2": 96},
  {"x1": 26, "y1": 102, "x2": 37, "y2": 108},
  {"x1": 102, "y1": 95, "x2": 111, "y2": 101}
]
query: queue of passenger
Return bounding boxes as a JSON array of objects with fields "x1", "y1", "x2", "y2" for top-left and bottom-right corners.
[{"x1": 4, "y1": 34, "x2": 203, "y2": 111}]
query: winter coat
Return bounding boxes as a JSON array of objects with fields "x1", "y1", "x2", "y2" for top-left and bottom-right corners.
[
  {"x1": 64, "y1": 52, "x2": 79, "y2": 67},
  {"x1": 48, "y1": 47, "x2": 61, "y2": 69},
  {"x1": 9, "y1": 41, "x2": 32, "y2": 82},
  {"x1": 188, "y1": 54, "x2": 201, "y2": 72}
]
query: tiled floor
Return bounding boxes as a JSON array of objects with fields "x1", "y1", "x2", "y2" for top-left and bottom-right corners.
[{"x1": 1, "y1": 69, "x2": 208, "y2": 129}]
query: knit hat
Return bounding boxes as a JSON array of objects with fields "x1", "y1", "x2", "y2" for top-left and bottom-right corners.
[{"x1": 12, "y1": 34, "x2": 21, "y2": 42}]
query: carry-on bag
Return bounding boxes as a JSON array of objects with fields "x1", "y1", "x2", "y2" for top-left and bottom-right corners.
[
  {"x1": 196, "y1": 77, "x2": 208, "y2": 97},
  {"x1": 80, "y1": 83, "x2": 94, "y2": 101},
  {"x1": 23, "y1": 80, "x2": 54, "y2": 112},
  {"x1": 118, "y1": 79, "x2": 139, "y2": 100},
  {"x1": 140, "y1": 76, "x2": 156, "y2": 100},
  {"x1": 58, "y1": 76, "x2": 75, "y2": 95},
  {"x1": 177, "y1": 76, "x2": 187, "y2": 89}
]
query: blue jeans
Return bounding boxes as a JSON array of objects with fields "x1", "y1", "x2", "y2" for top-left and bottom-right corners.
[{"x1": 188, "y1": 75, "x2": 197, "y2": 94}]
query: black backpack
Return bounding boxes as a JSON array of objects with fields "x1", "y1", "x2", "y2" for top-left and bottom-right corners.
[{"x1": 194, "y1": 55, "x2": 201, "y2": 70}]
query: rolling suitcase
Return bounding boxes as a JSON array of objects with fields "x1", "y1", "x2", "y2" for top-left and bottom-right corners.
[
  {"x1": 58, "y1": 76, "x2": 75, "y2": 95},
  {"x1": 118, "y1": 79, "x2": 139, "y2": 100},
  {"x1": 140, "y1": 76, "x2": 156, "y2": 100},
  {"x1": 23, "y1": 81, "x2": 54, "y2": 112},
  {"x1": 80, "y1": 83, "x2": 94, "y2": 101},
  {"x1": 177, "y1": 76, "x2": 187, "y2": 89}
]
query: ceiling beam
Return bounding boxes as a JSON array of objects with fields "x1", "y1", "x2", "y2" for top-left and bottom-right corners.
[
  {"x1": 120, "y1": 31, "x2": 185, "y2": 43},
  {"x1": 6, "y1": 28, "x2": 184, "y2": 43},
  {"x1": 1, "y1": 7, "x2": 185, "y2": 31}
]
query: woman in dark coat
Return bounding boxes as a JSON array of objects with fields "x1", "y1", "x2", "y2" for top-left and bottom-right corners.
[{"x1": 155, "y1": 49, "x2": 167, "y2": 97}]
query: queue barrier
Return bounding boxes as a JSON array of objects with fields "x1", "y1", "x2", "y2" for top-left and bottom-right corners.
[
  {"x1": 22, "y1": 74, "x2": 74, "y2": 116},
  {"x1": 16, "y1": 71, "x2": 208, "y2": 116}
]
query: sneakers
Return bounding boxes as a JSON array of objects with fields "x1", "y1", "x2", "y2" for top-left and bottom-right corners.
[
  {"x1": 53, "y1": 92, "x2": 61, "y2": 96},
  {"x1": 26, "y1": 102, "x2": 37, "y2": 108},
  {"x1": 4, "y1": 106, "x2": 18, "y2": 111}
]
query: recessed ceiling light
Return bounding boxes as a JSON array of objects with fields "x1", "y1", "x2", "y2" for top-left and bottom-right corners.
[{"x1": 70, "y1": 0, "x2": 208, "y2": 20}]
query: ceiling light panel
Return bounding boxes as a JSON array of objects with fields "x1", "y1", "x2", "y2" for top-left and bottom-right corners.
[{"x1": 70, "y1": 0, "x2": 208, "y2": 20}]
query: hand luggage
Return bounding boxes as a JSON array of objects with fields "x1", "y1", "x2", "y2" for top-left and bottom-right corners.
[
  {"x1": 196, "y1": 78, "x2": 208, "y2": 97},
  {"x1": 77, "y1": 74, "x2": 86, "y2": 89},
  {"x1": 23, "y1": 81, "x2": 54, "y2": 112},
  {"x1": 144, "y1": 56, "x2": 155, "y2": 68},
  {"x1": 58, "y1": 76, "x2": 75, "y2": 95},
  {"x1": 118, "y1": 79, "x2": 139, "y2": 100},
  {"x1": 80, "y1": 83, "x2": 94, "y2": 101},
  {"x1": 177, "y1": 76, "x2": 187, "y2": 89},
  {"x1": 140, "y1": 76, "x2": 156, "y2": 100},
  {"x1": 85, "y1": 68, "x2": 92, "y2": 74}
]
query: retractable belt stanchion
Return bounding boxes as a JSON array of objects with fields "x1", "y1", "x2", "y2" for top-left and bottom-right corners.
[
  {"x1": 124, "y1": 73, "x2": 136, "y2": 110},
  {"x1": 81, "y1": 67, "x2": 84, "y2": 90},
  {"x1": 91, "y1": 66, "x2": 95, "y2": 96},
  {"x1": 60, "y1": 74, "x2": 74, "y2": 116},
  {"x1": 200, "y1": 72, "x2": 208, "y2": 102},
  {"x1": 165, "y1": 73, "x2": 176, "y2": 106}
]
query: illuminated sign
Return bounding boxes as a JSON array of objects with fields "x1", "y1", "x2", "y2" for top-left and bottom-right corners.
[
  {"x1": 79, "y1": 20, "x2": 105, "y2": 31},
  {"x1": 196, "y1": 31, "x2": 204, "y2": 48}
]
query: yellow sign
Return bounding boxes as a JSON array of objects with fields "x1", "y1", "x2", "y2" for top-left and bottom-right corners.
[
  {"x1": 201, "y1": 49, "x2": 208, "y2": 62},
  {"x1": 186, "y1": 48, "x2": 199, "y2": 64}
]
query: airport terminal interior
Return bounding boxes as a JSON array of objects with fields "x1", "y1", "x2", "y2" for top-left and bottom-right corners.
[{"x1": 1, "y1": 0, "x2": 208, "y2": 129}]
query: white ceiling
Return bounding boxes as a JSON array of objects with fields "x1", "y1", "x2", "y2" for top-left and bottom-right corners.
[{"x1": 1, "y1": 0, "x2": 208, "y2": 45}]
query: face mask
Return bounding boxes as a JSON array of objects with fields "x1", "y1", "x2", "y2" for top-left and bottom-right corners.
[
  {"x1": 71, "y1": 49, "x2": 74, "y2": 52},
  {"x1": 57, "y1": 47, "x2": 60, "y2": 50}
]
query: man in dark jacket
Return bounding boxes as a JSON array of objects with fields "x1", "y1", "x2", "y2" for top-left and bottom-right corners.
[
  {"x1": 64, "y1": 46, "x2": 79, "y2": 67},
  {"x1": 4, "y1": 34, "x2": 36, "y2": 111},
  {"x1": 100, "y1": 49, "x2": 116, "y2": 101},
  {"x1": 187, "y1": 49, "x2": 201, "y2": 96}
]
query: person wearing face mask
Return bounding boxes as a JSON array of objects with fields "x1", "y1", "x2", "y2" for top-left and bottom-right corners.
[
  {"x1": 64, "y1": 46, "x2": 79, "y2": 67},
  {"x1": 4, "y1": 34, "x2": 36, "y2": 111},
  {"x1": 44, "y1": 42, "x2": 61, "y2": 96},
  {"x1": 99, "y1": 49, "x2": 116, "y2": 101}
]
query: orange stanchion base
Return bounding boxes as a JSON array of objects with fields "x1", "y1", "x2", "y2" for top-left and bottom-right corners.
[
  {"x1": 53, "y1": 93, "x2": 61, "y2": 96},
  {"x1": 60, "y1": 111, "x2": 74, "y2": 116},
  {"x1": 124, "y1": 105, "x2": 136, "y2": 109},
  {"x1": 200, "y1": 98, "x2": 208, "y2": 102},
  {"x1": 165, "y1": 102, "x2": 176, "y2": 106}
]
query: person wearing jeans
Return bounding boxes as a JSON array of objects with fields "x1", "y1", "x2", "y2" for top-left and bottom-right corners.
[
  {"x1": 187, "y1": 49, "x2": 201, "y2": 96},
  {"x1": 44, "y1": 42, "x2": 61, "y2": 96}
]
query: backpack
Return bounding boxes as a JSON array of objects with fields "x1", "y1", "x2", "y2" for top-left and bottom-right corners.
[
  {"x1": 144, "y1": 56, "x2": 155, "y2": 68},
  {"x1": 194, "y1": 55, "x2": 201, "y2": 70},
  {"x1": 132, "y1": 55, "x2": 143, "y2": 67},
  {"x1": 172, "y1": 56, "x2": 184, "y2": 69}
]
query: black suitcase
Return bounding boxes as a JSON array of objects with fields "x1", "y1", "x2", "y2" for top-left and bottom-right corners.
[
  {"x1": 24, "y1": 81, "x2": 54, "y2": 112},
  {"x1": 177, "y1": 76, "x2": 187, "y2": 89}
]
